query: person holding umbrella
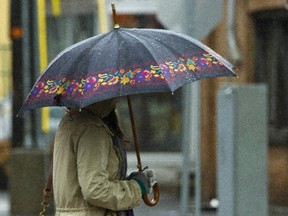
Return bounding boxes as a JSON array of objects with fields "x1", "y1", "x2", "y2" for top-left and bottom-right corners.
[
  {"x1": 52, "y1": 98, "x2": 156, "y2": 216},
  {"x1": 21, "y1": 5, "x2": 236, "y2": 215}
]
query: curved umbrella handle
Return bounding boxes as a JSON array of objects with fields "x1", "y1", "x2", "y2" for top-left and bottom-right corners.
[{"x1": 143, "y1": 183, "x2": 160, "y2": 206}]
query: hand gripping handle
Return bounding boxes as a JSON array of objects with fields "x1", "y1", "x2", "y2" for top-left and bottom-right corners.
[{"x1": 142, "y1": 182, "x2": 160, "y2": 206}]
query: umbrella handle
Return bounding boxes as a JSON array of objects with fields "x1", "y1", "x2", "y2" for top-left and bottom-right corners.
[
  {"x1": 127, "y1": 96, "x2": 160, "y2": 206},
  {"x1": 127, "y1": 96, "x2": 143, "y2": 171},
  {"x1": 143, "y1": 183, "x2": 160, "y2": 206}
]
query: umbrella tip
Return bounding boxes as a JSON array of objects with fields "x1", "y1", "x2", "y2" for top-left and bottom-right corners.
[{"x1": 111, "y1": 3, "x2": 120, "y2": 29}]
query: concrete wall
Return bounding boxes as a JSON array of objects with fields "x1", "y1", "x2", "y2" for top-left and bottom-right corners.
[{"x1": 9, "y1": 149, "x2": 54, "y2": 215}]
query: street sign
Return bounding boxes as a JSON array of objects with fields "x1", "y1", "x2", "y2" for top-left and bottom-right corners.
[
  {"x1": 106, "y1": 0, "x2": 223, "y2": 39},
  {"x1": 157, "y1": 0, "x2": 223, "y2": 39}
]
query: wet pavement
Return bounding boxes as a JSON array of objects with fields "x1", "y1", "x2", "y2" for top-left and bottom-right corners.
[
  {"x1": 0, "y1": 189, "x2": 217, "y2": 216},
  {"x1": 3, "y1": 189, "x2": 288, "y2": 216}
]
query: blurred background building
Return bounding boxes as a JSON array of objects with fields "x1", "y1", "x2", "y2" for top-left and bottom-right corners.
[{"x1": 1, "y1": 0, "x2": 288, "y2": 215}]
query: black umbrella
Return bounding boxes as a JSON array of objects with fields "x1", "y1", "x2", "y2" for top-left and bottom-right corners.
[{"x1": 21, "y1": 4, "x2": 237, "y2": 207}]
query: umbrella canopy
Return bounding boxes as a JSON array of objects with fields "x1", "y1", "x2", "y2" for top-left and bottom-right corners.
[
  {"x1": 20, "y1": 5, "x2": 237, "y2": 206},
  {"x1": 20, "y1": 28, "x2": 236, "y2": 113}
]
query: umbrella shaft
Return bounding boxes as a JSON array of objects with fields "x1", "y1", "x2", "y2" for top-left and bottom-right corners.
[{"x1": 127, "y1": 96, "x2": 142, "y2": 171}]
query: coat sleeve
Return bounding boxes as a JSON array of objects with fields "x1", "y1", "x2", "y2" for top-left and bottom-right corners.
[{"x1": 76, "y1": 124, "x2": 142, "y2": 211}]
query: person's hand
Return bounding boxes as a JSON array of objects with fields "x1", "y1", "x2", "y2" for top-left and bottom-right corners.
[{"x1": 127, "y1": 166, "x2": 157, "y2": 194}]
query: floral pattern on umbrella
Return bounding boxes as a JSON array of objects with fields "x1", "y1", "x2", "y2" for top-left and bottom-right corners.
[
  {"x1": 20, "y1": 27, "x2": 236, "y2": 112},
  {"x1": 26, "y1": 53, "x2": 230, "y2": 108}
]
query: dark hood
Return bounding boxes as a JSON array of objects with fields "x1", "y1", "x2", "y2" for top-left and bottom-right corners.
[{"x1": 85, "y1": 98, "x2": 119, "y2": 118}]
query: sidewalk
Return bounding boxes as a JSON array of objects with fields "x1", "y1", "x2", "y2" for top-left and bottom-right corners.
[
  {"x1": 0, "y1": 190, "x2": 217, "y2": 216},
  {"x1": 0, "y1": 191, "x2": 9, "y2": 216}
]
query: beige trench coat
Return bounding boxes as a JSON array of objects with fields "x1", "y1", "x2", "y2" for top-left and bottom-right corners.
[{"x1": 53, "y1": 100, "x2": 142, "y2": 216}]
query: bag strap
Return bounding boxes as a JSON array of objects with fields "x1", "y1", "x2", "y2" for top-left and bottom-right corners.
[{"x1": 40, "y1": 145, "x2": 53, "y2": 216}]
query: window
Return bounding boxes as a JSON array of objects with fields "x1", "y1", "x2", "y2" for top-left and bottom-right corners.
[
  {"x1": 253, "y1": 9, "x2": 288, "y2": 145},
  {"x1": 117, "y1": 91, "x2": 183, "y2": 152},
  {"x1": 47, "y1": 14, "x2": 96, "y2": 62}
]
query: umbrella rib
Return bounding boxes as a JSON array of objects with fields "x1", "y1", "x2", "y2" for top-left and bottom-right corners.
[
  {"x1": 121, "y1": 30, "x2": 174, "y2": 91},
  {"x1": 137, "y1": 30, "x2": 185, "y2": 59},
  {"x1": 115, "y1": 30, "x2": 123, "y2": 97},
  {"x1": 47, "y1": 32, "x2": 111, "y2": 73},
  {"x1": 143, "y1": 29, "x2": 237, "y2": 76},
  {"x1": 139, "y1": 29, "x2": 236, "y2": 73},
  {"x1": 168, "y1": 30, "x2": 237, "y2": 71}
]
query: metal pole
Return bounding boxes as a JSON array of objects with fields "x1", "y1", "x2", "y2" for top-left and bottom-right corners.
[
  {"x1": 37, "y1": 0, "x2": 50, "y2": 134},
  {"x1": 227, "y1": 0, "x2": 241, "y2": 65},
  {"x1": 193, "y1": 82, "x2": 201, "y2": 216},
  {"x1": 30, "y1": 0, "x2": 41, "y2": 147},
  {"x1": 180, "y1": 82, "x2": 201, "y2": 216},
  {"x1": 22, "y1": 0, "x2": 35, "y2": 148},
  {"x1": 96, "y1": 0, "x2": 108, "y2": 33},
  {"x1": 180, "y1": 1, "x2": 201, "y2": 215},
  {"x1": 11, "y1": 0, "x2": 24, "y2": 148},
  {"x1": 180, "y1": 84, "x2": 192, "y2": 215}
]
